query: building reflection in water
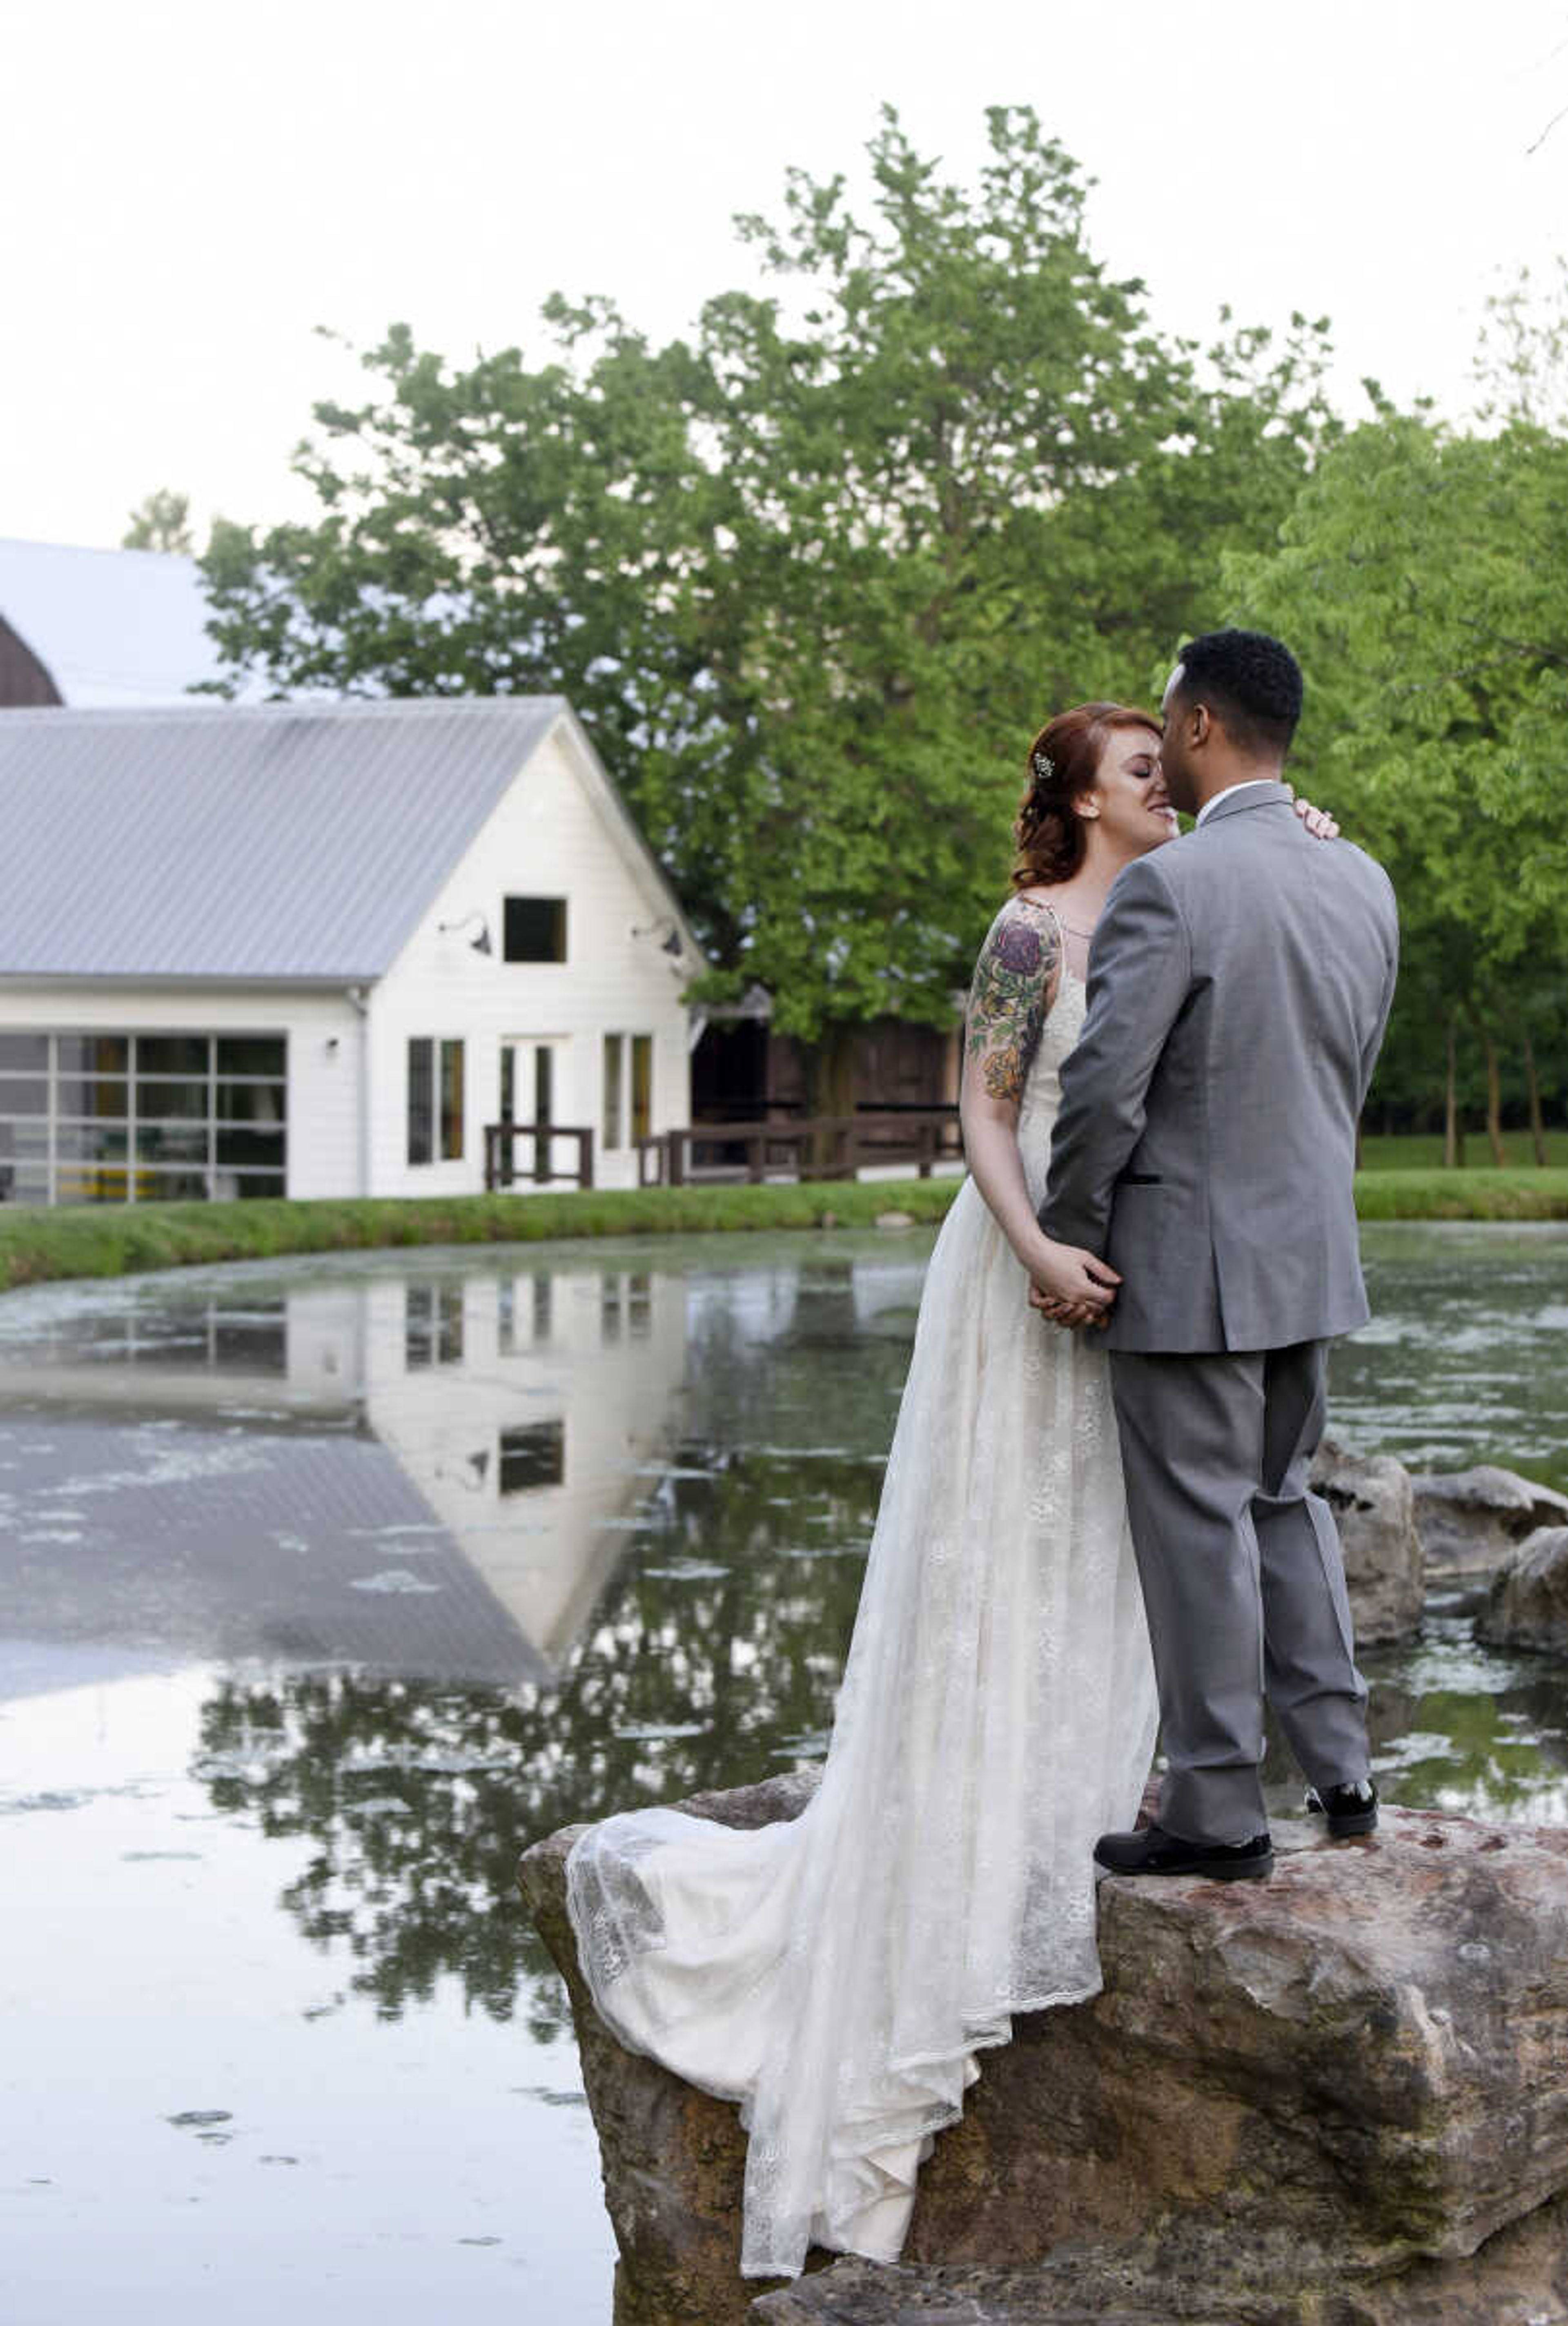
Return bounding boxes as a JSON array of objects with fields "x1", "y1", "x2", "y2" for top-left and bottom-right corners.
[
  {"x1": 0, "y1": 1255, "x2": 692, "y2": 1686},
  {"x1": 8, "y1": 1238, "x2": 1563, "y2": 2042}
]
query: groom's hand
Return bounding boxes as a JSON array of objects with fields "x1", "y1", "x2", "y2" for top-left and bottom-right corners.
[{"x1": 1027, "y1": 1245, "x2": 1121, "y2": 1329}]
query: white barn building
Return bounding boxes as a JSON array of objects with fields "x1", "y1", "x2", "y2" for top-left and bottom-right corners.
[{"x1": 0, "y1": 697, "x2": 698, "y2": 1205}]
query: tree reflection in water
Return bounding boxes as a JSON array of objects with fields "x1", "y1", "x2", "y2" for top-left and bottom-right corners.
[
  {"x1": 187, "y1": 1250, "x2": 1568, "y2": 2038},
  {"x1": 194, "y1": 1439, "x2": 886, "y2": 2035}
]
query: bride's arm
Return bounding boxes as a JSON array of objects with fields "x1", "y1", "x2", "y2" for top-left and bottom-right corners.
[{"x1": 960, "y1": 899, "x2": 1120, "y2": 1317}]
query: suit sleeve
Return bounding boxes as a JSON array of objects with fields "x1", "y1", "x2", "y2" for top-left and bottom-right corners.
[
  {"x1": 1357, "y1": 874, "x2": 1400, "y2": 1111},
  {"x1": 1038, "y1": 856, "x2": 1193, "y2": 1252}
]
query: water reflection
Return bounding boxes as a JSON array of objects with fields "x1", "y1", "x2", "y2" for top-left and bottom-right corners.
[
  {"x1": 2, "y1": 1225, "x2": 1567, "y2": 2322},
  {"x1": 1341, "y1": 1221, "x2": 1568, "y2": 1491},
  {"x1": 0, "y1": 1253, "x2": 696, "y2": 1680}
]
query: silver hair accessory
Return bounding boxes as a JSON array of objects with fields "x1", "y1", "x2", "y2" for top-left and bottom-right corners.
[{"x1": 1031, "y1": 747, "x2": 1055, "y2": 784}]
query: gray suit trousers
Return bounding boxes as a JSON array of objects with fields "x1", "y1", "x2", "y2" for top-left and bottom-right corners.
[{"x1": 1108, "y1": 1340, "x2": 1371, "y2": 1845}]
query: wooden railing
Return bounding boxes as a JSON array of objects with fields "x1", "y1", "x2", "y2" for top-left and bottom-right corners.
[
  {"x1": 637, "y1": 1108, "x2": 962, "y2": 1187},
  {"x1": 484, "y1": 1123, "x2": 595, "y2": 1192}
]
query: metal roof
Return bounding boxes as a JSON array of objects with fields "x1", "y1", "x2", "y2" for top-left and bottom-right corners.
[{"x1": 0, "y1": 695, "x2": 582, "y2": 982}]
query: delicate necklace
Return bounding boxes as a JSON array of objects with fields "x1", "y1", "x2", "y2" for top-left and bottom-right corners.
[{"x1": 1056, "y1": 916, "x2": 1095, "y2": 939}]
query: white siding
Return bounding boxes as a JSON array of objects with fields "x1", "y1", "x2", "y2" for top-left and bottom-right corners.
[
  {"x1": 369, "y1": 720, "x2": 692, "y2": 1196},
  {"x1": 0, "y1": 983, "x2": 362, "y2": 1200}
]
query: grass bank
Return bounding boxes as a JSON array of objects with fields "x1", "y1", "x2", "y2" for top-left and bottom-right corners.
[
  {"x1": 1, "y1": 1168, "x2": 1565, "y2": 1295},
  {"x1": 1358, "y1": 1130, "x2": 1568, "y2": 1171},
  {"x1": 0, "y1": 1180, "x2": 962, "y2": 1292},
  {"x1": 1352, "y1": 1168, "x2": 1568, "y2": 1221}
]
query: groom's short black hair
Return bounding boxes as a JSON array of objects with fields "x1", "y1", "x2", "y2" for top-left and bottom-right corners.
[{"x1": 1173, "y1": 629, "x2": 1303, "y2": 757}]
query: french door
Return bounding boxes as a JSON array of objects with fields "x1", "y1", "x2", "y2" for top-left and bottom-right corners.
[{"x1": 499, "y1": 1038, "x2": 564, "y2": 1184}]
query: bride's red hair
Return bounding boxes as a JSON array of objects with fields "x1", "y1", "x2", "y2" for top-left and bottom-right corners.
[{"x1": 1011, "y1": 702, "x2": 1162, "y2": 889}]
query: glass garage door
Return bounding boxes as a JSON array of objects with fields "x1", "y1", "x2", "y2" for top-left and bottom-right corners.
[{"x1": 0, "y1": 1032, "x2": 287, "y2": 1205}]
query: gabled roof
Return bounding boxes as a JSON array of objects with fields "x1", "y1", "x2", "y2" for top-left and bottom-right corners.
[
  {"x1": 0, "y1": 535, "x2": 245, "y2": 706},
  {"x1": 0, "y1": 695, "x2": 632, "y2": 982}
]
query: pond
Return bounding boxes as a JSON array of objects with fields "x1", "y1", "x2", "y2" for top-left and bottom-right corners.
[{"x1": 2, "y1": 1221, "x2": 1566, "y2": 2322}]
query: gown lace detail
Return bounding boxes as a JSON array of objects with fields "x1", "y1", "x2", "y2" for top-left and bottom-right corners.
[{"x1": 564, "y1": 927, "x2": 1159, "y2": 2279}]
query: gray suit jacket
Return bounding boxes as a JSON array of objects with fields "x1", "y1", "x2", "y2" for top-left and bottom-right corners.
[{"x1": 1039, "y1": 787, "x2": 1399, "y2": 1354}]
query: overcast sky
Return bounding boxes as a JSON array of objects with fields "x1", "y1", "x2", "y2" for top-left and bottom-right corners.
[{"x1": 6, "y1": 0, "x2": 1566, "y2": 551}]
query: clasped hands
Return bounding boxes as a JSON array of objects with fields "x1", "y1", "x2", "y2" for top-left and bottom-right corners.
[{"x1": 1027, "y1": 1241, "x2": 1121, "y2": 1332}]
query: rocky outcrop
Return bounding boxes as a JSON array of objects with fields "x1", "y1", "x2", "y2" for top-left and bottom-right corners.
[
  {"x1": 752, "y1": 2208, "x2": 1568, "y2": 2324},
  {"x1": 520, "y1": 1778, "x2": 1568, "y2": 2326},
  {"x1": 1479, "y1": 1526, "x2": 1568, "y2": 1656},
  {"x1": 1412, "y1": 1464, "x2": 1568, "y2": 1575},
  {"x1": 1310, "y1": 1438, "x2": 1423, "y2": 1642}
]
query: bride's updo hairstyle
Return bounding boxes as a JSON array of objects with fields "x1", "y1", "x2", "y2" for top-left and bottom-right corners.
[{"x1": 1011, "y1": 702, "x2": 1163, "y2": 889}]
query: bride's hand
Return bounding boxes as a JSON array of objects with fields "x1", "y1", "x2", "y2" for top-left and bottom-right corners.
[
  {"x1": 1026, "y1": 1241, "x2": 1120, "y2": 1327},
  {"x1": 1286, "y1": 784, "x2": 1339, "y2": 840}
]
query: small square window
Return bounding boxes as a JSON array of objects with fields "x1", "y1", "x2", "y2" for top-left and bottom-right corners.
[
  {"x1": 503, "y1": 897, "x2": 567, "y2": 963},
  {"x1": 499, "y1": 1418, "x2": 565, "y2": 1494}
]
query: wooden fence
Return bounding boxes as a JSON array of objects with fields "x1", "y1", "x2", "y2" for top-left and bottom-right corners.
[
  {"x1": 636, "y1": 1108, "x2": 962, "y2": 1187},
  {"x1": 483, "y1": 1123, "x2": 595, "y2": 1192}
]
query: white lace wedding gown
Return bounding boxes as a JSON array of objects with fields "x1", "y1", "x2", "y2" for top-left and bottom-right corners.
[{"x1": 565, "y1": 947, "x2": 1159, "y2": 2279}]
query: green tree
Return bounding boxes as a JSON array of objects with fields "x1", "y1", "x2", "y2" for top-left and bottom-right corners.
[
  {"x1": 1228, "y1": 411, "x2": 1568, "y2": 1160},
  {"x1": 201, "y1": 107, "x2": 1336, "y2": 1106},
  {"x1": 123, "y1": 487, "x2": 194, "y2": 553}
]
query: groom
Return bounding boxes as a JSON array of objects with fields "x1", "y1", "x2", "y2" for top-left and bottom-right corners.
[{"x1": 1037, "y1": 629, "x2": 1399, "y2": 1881}]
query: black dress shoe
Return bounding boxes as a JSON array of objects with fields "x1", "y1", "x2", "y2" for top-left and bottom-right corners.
[
  {"x1": 1304, "y1": 1778, "x2": 1379, "y2": 1836},
  {"x1": 1093, "y1": 1824, "x2": 1274, "y2": 1881}
]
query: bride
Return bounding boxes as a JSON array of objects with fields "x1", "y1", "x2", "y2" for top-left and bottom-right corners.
[{"x1": 565, "y1": 702, "x2": 1339, "y2": 2281}]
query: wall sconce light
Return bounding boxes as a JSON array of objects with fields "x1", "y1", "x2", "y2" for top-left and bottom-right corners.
[
  {"x1": 438, "y1": 911, "x2": 493, "y2": 956},
  {"x1": 631, "y1": 916, "x2": 684, "y2": 958}
]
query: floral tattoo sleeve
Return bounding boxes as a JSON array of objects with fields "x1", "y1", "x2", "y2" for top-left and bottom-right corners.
[{"x1": 964, "y1": 898, "x2": 1062, "y2": 1105}]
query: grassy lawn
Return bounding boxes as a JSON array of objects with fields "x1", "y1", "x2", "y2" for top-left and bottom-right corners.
[
  {"x1": 1359, "y1": 1130, "x2": 1568, "y2": 1171},
  {"x1": 1, "y1": 1166, "x2": 1565, "y2": 1295}
]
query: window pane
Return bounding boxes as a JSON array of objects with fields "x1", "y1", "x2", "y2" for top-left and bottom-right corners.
[
  {"x1": 55, "y1": 1035, "x2": 129, "y2": 1076},
  {"x1": 216, "y1": 1129, "x2": 286, "y2": 1171},
  {"x1": 503, "y1": 896, "x2": 567, "y2": 963},
  {"x1": 136, "y1": 1123, "x2": 208, "y2": 1164},
  {"x1": 137, "y1": 1036, "x2": 210, "y2": 1076},
  {"x1": 137, "y1": 1170, "x2": 211, "y2": 1203},
  {"x1": 137, "y1": 1079, "x2": 210, "y2": 1120},
  {"x1": 499, "y1": 1418, "x2": 565, "y2": 1493},
  {"x1": 408, "y1": 1039, "x2": 434, "y2": 1165},
  {"x1": 0, "y1": 1121, "x2": 48, "y2": 1161},
  {"x1": 631, "y1": 1034, "x2": 653, "y2": 1143},
  {"x1": 0, "y1": 1078, "x2": 48, "y2": 1115},
  {"x1": 0, "y1": 1161, "x2": 51, "y2": 1203},
  {"x1": 57, "y1": 1077, "x2": 128, "y2": 1119},
  {"x1": 216, "y1": 1037, "x2": 286, "y2": 1078},
  {"x1": 217, "y1": 1081, "x2": 286, "y2": 1125},
  {"x1": 232, "y1": 1176, "x2": 285, "y2": 1201},
  {"x1": 440, "y1": 1039, "x2": 464, "y2": 1161},
  {"x1": 0, "y1": 1035, "x2": 47, "y2": 1071},
  {"x1": 533, "y1": 1047, "x2": 552, "y2": 1127},
  {"x1": 54, "y1": 1167, "x2": 131, "y2": 1206},
  {"x1": 602, "y1": 1034, "x2": 623, "y2": 1151},
  {"x1": 56, "y1": 1123, "x2": 131, "y2": 1162}
]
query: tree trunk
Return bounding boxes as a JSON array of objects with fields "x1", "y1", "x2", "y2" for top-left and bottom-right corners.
[
  {"x1": 1465, "y1": 1003, "x2": 1508, "y2": 1168},
  {"x1": 1522, "y1": 1027, "x2": 1549, "y2": 1167},
  {"x1": 1444, "y1": 1017, "x2": 1466, "y2": 1170},
  {"x1": 802, "y1": 1023, "x2": 860, "y2": 1175}
]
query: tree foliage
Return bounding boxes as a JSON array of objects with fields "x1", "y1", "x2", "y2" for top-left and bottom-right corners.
[
  {"x1": 1227, "y1": 405, "x2": 1568, "y2": 1152},
  {"x1": 200, "y1": 107, "x2": 1336, "y2": 1086},
  {"x1": 123, "y1": 486, "x2": 194, "y2": 554}
]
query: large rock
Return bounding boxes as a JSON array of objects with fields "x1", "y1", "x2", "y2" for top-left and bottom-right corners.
[
  {"x1": 1412, "y1": 1464, "x2": 1568, "y2": 1576},
  {"x1": 1479, "y1": 1526, "x2": 1568, "y2": 1656},
  {"x1": 1310, "y1": 1438, "x2": 1423, "y2": 1642},
  {"x1": 521, "y1": 1778, "x2": 1568, "y2": 2326}
]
